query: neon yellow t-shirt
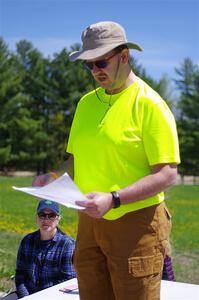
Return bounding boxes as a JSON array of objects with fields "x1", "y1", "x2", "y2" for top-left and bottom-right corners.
[{"x1": 67, "y1": 78, "x2": 180, "y2": 220}]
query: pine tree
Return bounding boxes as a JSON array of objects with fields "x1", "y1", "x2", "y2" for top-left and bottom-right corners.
[{"x1": 175, "y1": 58, "x2": 199, "y2": 178}]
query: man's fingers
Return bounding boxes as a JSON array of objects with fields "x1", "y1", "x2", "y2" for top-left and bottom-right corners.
[{"x1": 76, "y1": 200, "x2": 95, "y2": 208}]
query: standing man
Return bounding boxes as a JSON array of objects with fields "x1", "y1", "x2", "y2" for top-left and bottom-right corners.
[
  {"x1": 34, "y1": 21, "x2": 180, "y2": 300},
  {"x1": 15, "y1": 200, "x2": 76, "y2": 298}
]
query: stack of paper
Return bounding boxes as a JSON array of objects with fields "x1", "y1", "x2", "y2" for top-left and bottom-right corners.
[{"x1": 13, "y1": 173, "x2": 86, "y2": 210}]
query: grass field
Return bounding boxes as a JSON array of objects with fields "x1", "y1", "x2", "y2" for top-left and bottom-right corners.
[{"x1": 0, "y1": 176, "x2": 199, "y2": 292}]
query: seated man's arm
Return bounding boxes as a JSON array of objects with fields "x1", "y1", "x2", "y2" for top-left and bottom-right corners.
[
  {"x1": 59, "y1": 237, "x2": 76, "y2": 281},
  {"x1": 15, "y1": 242, "x2": 29, "y2": 298}
]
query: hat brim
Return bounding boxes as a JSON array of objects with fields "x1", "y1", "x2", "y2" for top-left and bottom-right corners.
[
  {"x1": 37, "y1": 207, "x2": 59, "y2": 214},
  {"x1": 69, "y1": 42, "x2": 143, "y2": 62}
]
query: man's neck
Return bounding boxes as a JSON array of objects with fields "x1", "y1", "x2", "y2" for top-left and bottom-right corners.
[{"x1": 106, "y1": 71, "x2": 137, "y2": 95}]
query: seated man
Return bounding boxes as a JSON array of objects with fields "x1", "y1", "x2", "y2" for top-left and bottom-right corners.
[{"x1": 15, "y1": 199, "x2": 76, "y2": 298}]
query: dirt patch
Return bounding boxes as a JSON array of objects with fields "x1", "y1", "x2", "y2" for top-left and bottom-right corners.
[
  {"x1": 177, "y1": 175, "x2": 199, "y2": 185},
  {"x1": 0, "y1": 171, "x2": 36, "y2": 177}
]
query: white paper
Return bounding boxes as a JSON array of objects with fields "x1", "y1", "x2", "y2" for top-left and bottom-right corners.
[{"x1": 13, "y1": 173, "x2": 86, "y2": 210}]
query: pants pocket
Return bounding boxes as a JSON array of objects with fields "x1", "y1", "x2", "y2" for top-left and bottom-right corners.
[
  {"x1": 158, "y1": 205, "x2": 172, "y2": 242},
  {"x1": 128, "y1": 253, "x2": 163, "y2": 277},
  {"x1": 157, "y1": 205, "x2": 172, "y2": 256}
]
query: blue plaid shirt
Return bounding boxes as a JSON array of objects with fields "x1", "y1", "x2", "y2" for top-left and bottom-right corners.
[{"x1": 15, "y1": 228, "x2": 76, "y2": 298}]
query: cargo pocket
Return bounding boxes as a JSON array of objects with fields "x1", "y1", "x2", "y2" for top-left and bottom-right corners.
[
  {"x1": 158, "y1": 205, "x2": 172, "y2": 242},
  {"x1": 164, "y1": 206, "x2": 172, "y2": 220},
  {"x1": 128, "y1": 253, "x2": 163, "y2": 277}
]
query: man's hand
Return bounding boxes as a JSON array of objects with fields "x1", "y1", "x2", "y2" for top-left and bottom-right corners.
[
  {"x1": 32, "y1": 156, "x2": 74, "y2": 187},
  {"x1": 76, "y1": 192, "x2": 113, "y2": 218}
]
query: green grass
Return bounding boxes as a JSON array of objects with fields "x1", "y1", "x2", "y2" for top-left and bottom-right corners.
[
  {"x1": 165, "y1": 185, "x2": 199, "y2": 284},
  {"x1": 0, "y1": 177, "x2": 199, "y2": 292},
  {"x1": 166, "y1": 185, "x2": 199, "y2": 251}
]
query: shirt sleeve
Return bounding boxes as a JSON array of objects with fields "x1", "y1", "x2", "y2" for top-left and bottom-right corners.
[
  {"x1": 142, "y1": 100, "x2": 180, "y2": 165},
  {"x1": 59, "y1": 238, "x2": 76, "y2": 281},
  {"x1": 15, "y1": 240, "x2": 30, "y2": 298}
]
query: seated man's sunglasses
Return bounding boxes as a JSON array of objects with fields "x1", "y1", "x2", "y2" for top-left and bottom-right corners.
[
  {"x1": 37, "y1": 212, "x2": 58, "y2": 220},
  {"x1": 84, "y1": 51, "x2": 118, "y2": 71}
]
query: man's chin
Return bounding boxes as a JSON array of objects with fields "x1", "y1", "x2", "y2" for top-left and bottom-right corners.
[{"x1": 97, "y1": 80, "x2": 111, "y2": 89}]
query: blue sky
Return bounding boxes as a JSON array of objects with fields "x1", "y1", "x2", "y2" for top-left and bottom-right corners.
[{"x1": 0, "y1": 0, "x2": 198, "y2": 80}]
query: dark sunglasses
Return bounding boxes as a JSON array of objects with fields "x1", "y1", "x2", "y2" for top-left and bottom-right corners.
[
  {"x1": 37, "y1": 212, "x2": 58, "y2": 220},
  {"x1": 84, "y1": 51, "x2": 119, "y2": 71}
]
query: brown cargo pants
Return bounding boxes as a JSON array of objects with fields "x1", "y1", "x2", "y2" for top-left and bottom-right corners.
[{"x1": 73, "y1": 202, "x2": 172, "y2": 300}]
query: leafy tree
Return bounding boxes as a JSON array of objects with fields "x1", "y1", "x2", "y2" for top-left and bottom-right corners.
[
  {"x1": 47, "y1": 46, "x2": 92, "y2": 169},
  {"x1": 0, "y1": 38, "x2": 12, "y2": 169},
  {"x1": 15, "y1": 40, "x2": 51, "y2": 173},
  {"x1": 0, "y1": 38, "x2": 32, "y2": 171},
  {"x1": 175, "y1": 58, "x2": 199, "y2": 178},
  {"x1": 130, "y1": 56, "x2": 175, "y2": 108}
]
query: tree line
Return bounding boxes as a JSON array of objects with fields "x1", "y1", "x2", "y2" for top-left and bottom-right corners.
[{"x1": 0, "y1": 37, "x2": 198, "y2": 176}]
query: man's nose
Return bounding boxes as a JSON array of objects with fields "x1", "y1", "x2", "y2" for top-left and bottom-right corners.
[{"x1": 92, "y1": 64, "x2": 101, "y2": 73}]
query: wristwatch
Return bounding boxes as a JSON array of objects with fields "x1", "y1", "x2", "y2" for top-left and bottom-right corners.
[{"x1": 111, "y1": 191, "x2": 121, "y2": 208}]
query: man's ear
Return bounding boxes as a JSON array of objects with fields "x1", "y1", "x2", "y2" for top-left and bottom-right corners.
[{"x1": 120, "y1": 49, "x2": 129, "y2": 64}]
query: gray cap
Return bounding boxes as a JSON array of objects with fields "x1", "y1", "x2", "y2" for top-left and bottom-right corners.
[{"x1": 69, "y1": 21, "x2": 143, "y2": 62}]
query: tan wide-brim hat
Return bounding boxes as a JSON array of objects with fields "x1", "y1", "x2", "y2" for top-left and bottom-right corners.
[{"x1": 69, "y1": 21, "x2": 143, "y2": 62}]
